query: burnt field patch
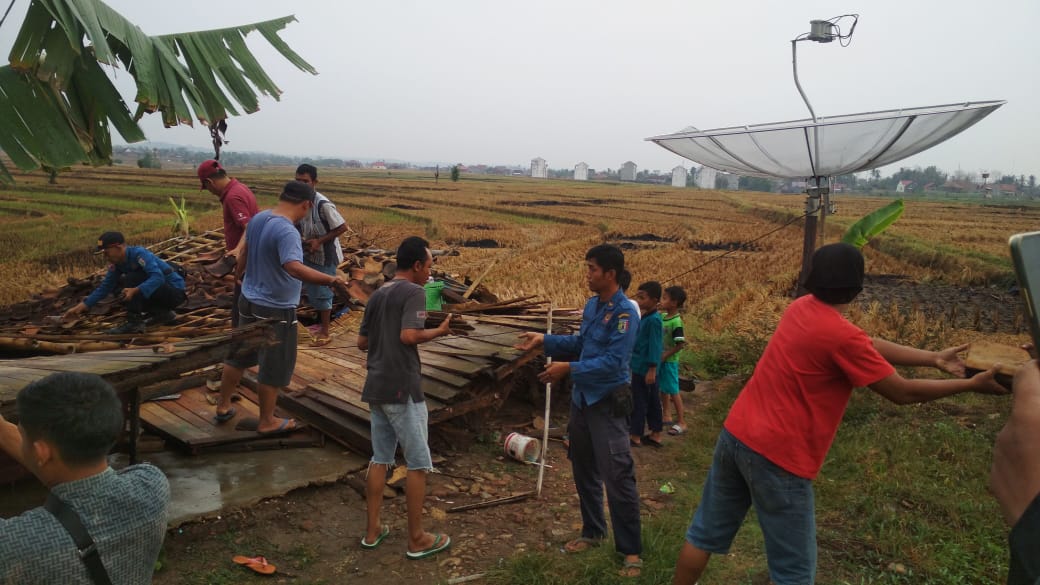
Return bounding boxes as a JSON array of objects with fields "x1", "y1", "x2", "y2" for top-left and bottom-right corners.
[{"x1": 448, "y1": 238, "x2": 500, "y2": 248}]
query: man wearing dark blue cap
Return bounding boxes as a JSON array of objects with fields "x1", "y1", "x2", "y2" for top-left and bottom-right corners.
[{"x1": 64, "y1": 232, "x2": 187, "y2": 334}]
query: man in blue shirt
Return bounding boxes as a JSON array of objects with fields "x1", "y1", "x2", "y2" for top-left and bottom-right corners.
[
  {"x1": 517, "y1": 244, "x2": 643, "y2": 578},
  {"x1": 214, "y1": 181, "x2": 350, "y2": 435},
  {"x1": 64, "y1": 231, "x2": 187, "y2": 334}
]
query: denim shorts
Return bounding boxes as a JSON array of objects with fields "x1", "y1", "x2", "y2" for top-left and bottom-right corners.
[
  {"x1": 369, "y1": 400, "x2": 433, "y2": 471},
  {"x1": 686, "y1": 428, "x2": 817, "y2": 585},
  {"x1": 303, "y1": 260, "x2": 337, "y2": 311}
]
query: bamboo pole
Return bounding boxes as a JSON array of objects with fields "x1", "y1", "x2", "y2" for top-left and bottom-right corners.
[{"x1": 536, "y1": 304, "x2": 553, "y2": 497}]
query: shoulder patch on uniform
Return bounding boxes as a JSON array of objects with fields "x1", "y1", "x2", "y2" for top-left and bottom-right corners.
[
  {"x1": 137, "y1": 256, "x2": 147, "y2": 267},
  {"x1": 618, "y1": 318, "x2": 630, "y2": 333},
  {"x1": 617, "y1": 312, "x2": 630, "y2": 319}
]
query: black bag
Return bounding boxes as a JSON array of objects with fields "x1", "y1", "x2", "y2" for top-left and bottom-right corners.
[
  {"x1": 610, "y1": 384, "x2": 634, "y2": 418},
  {"x1": 163, "y1": 259, "x2": 188, "y2": 281}
]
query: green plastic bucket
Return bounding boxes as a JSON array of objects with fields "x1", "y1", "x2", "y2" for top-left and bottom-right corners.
[{"x1": 424, "y1": 280, "x2": 444, "y2": 311}]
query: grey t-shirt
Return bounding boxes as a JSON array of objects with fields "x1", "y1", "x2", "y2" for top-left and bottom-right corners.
[{"x1": 360, "y1": 278, "x2": 428, "y2": 404}]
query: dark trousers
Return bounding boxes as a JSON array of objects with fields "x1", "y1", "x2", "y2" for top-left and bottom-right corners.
[
  {"x1": 568, "y1": 396, "x2": 642, "y2": 556},
  {"x1": 231, "y1": 282, "x2": 242, "y2": 327},
  {"x1": 122, "y1": 272, "x2": 186, "y2": 316},
  {"x1": 630, "y1": 372, "x2": 663, "y2": 437}
]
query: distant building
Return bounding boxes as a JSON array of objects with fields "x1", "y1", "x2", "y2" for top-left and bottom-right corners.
[
  {"x1": 574, "y1": 162, "x2": 588, "y2": 181},
  {"x1": 371, "y1": 161, "x2": 387, "y2": 170},
  {"x1": 620, "y1": 161, "x2": 637, "y2": 182},
  {"x1": 695, "y1": 166, "x2": 717, "y2": 189},
  {"x1": 531, "y1": 157, "x2": 548, "y2": 179},
  {"x1": 896, "y1": 180, "x2": 913, "y2": 193},
  {"x1": 671, "y1": 166, "x2": 687, "y2": 188}
]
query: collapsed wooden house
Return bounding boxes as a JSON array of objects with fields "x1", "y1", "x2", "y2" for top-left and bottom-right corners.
[{"x1": 0, "y1": 229, "x2": 578, "y2": 460}]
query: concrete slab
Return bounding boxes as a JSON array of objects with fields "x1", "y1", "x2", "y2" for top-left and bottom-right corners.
[{"x1": 116, "y1": 445, "x2": 368, "y2": 527}]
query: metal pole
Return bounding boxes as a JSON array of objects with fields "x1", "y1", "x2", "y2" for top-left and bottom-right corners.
[
  {"x1": 536, "y1": 304, "x2": 553, "y2": 497},
  {"x1": 792, "y1": 39, "x2": 818, "y2": 123},
  {"x1": 796, "y1": 177, "x2": 822, "y2": 297}
]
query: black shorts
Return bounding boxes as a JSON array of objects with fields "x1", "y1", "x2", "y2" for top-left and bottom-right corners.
[{"x1": 224, "y1": 297, "x2": 298, "y2": 387}]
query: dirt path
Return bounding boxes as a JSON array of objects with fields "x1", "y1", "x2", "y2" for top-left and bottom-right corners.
[{"x1": 153, "y1": 383, "x2": 719, "y2": 584}]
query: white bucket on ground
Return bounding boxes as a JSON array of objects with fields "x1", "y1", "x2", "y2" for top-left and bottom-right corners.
[{"x1": 503, "y1": 432, "x2": 541, "y2": 462}]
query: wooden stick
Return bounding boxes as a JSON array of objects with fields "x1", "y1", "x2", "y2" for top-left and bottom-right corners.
[
  {"x1": 462, "y1": 260, "x2": 499, "y2": 299},
  {"x1": 537, "y1": 304, "x2": 553, "y2": 498},
  {"x1": 447, "y1": 491, "x2": 534, "y2": 513}
]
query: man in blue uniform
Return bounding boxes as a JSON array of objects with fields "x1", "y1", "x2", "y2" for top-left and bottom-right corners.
[
  {"x1": 64, "y1": 232, "x2": 187, "y2": 334},
  {"x1": 516, "y1": 244, "x2": 644, "y2": 578}
]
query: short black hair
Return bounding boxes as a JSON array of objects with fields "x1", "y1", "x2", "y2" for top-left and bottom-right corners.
[
  {"x1": 806, "y1": 243, "x2": 865, "y2": 305},
  {"x1": 618, "y1": 269, "x2": 632, "y2": 292},
  {"x1": 637, "y1": 281, "x2": 662, "y2": 300},
  {"x1": 396, "y1": 236, "x2": 430, "y2": 272},
  {"x1": 664, "y1": 285, "x2": 687, "y2": 308},
  {"x1": 295, "y1": 164, "x2": 318, "y2": 181},
  {"x1": 280, "y1": 180, "x2": 316, "y2": 204},
  {"x1": 585, "y1": 244, "x2": 624, "y2": 283},
  {"x1": 17, "y1": 372, "x2": 123, "y2": 466}
]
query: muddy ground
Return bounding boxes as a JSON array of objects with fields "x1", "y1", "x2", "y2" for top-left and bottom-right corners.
[{"x1": 152, "y1": 384, "x2": 716, "y2": 585}]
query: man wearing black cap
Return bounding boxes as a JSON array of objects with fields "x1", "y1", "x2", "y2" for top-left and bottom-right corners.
[
  {"x1": 673, "y1": 243, "x2": 1009, "y2": 585},
  {"x1": 213, "y1": 181, "x2": 350, "y2": 435},
  {"x1": 63, "y1": 232, "x2": 187, "y2": 334}
]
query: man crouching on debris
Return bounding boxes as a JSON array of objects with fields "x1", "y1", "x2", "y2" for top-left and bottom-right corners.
[
  {"x1": 672, "y1": 242, "x2": 1008, "y2": 585},
  {"x1": 358, "y1": 236, "x2": 453, "y2": 559},
  {"x1": 213, "y1": 181, "x2": 349, "y2": 435},
  {"x1": 64, "y1": 231, "x2": 187, "y2": 334},
  {"x1": 0, "y1": 372, "x2": 170, "y2": 584},
  {"x1": 516, "y1": 244, "x2": 644, "y2": 578}
]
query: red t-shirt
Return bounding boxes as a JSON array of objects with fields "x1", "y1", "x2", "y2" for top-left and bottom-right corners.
[
  {"x1": 724, "y1": 295, "x2": 895, "y2": 479},
  {"x1": 220, "y1": 178, "x2": 259, "y2": 250}
]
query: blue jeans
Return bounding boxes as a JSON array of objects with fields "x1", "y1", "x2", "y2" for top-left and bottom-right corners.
[
  {"x1": 369, "y1": 400, "x2": 433, "y2": 471},
  {"x1": 686, "y1": 428, "x2": 817, "y2": 584},
  {"x1": 303, "y1": 260, "x2": 337, "y2": 311}
]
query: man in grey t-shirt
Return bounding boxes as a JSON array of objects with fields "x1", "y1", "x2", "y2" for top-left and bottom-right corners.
[{"x1": 358, "y1": 236, "x2": 452, "y2": 559}]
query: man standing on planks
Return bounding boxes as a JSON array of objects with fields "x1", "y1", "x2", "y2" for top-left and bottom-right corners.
[
  {"x1": 516, "y1": 244, "x2": 644, "y2": 578},
  {"x1": 213, "y1": 181, "x2": 349, "y2": 435},
  {"x1": 358, "y1": 236, "x2": 454, "y2": 559},
  {"x1": 198, "y1": 159, "x2": 259, "y2": 326}
]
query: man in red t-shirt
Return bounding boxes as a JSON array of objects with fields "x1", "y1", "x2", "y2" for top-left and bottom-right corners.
[
  {"x1": 197, "y1": 160, "x2": 259, "y2": 326},
  {"x1": 673, "y1": 243, "x2": 1008, "y2": 585}
]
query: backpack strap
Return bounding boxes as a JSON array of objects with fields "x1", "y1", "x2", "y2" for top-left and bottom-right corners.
[{"x1": 44, "y1": 493, "x2": 114, "y2": 585}]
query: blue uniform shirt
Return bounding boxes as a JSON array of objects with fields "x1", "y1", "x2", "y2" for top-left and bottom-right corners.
[
  {"x1": 84, "y1": 246, "x2": 185, "y2": 307},
  {"x1": 543, "y1": 287, "x2": 638, "y2": 406}
]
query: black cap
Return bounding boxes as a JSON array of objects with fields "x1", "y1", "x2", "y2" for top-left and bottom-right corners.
[
  {"x1": 280, "y1": 180, "x2": 316, "y2": 204},
  {"x1": 94, "y1": 231, "x2": 125, "y2": 254}
]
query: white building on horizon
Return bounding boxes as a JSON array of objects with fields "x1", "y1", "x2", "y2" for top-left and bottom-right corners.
[
  {"x1": 531, "y1": 157, "x2": 548, "y2": 179},
  {"x1": 620, "y1": 161, "x2": 637, "y2": 182},
  {"x1": 695, "y1": 166, "x2": 717, "y2": 189},
  {"x1": 574, "y1": 162, "x2": 588, "y2": 181},
  {"x1": 671, "y1": 166, "x2": 687, "y2": 188}
]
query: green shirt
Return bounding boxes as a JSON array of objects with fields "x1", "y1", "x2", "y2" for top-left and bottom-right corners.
[{"x1": 662, "y1": 313, "x2": 685, "y2": 363}]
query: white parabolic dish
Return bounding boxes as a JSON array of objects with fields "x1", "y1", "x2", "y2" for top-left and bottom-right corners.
[{"x1": 646, "y1": 101, "x2": 1005, "y2": 180}]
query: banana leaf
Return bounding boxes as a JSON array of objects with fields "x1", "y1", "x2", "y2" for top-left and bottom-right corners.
[
  {"x1": 0, "y1": 0, "x2": 316, "y2": 183},
  {"x1": 841, "y1": 199, "x2": 905, "y2": 248}
]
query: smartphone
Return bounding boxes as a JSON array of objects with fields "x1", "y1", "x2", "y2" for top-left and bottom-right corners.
[{"x1": 1009, "y1": 231, "x2": 1040, "y2": 351}]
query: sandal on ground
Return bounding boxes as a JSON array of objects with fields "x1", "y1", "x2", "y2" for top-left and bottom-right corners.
[
  {"x1": 406, "y1": 533, "x2": 451, "y2": 560},
  {"x1": 564, "y1": 536, "x2": 604, "y2": 553},
  {"x1": 232, "y1": 555, "x2": 276, "y2": 575},
  {"x1": 619, "y1": 558, "x2": 643, "y2": 577},
  {"x1": 213, "y1": 407, "x2": 236, "y2": 423},
  {"x1": 668, "y1": 424, "x2": 687, "y2": 436},
  {"x1": 643, "y1": 435, "x2": 664, "y2": 448},
  {"x1": 361, "y1": 525, "x2": 390, "y2": 549}
]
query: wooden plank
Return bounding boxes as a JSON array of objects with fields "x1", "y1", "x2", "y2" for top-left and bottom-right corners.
[
  {"x1": 431, "y1": 335, "x2": 523, "y2": 357},
  {"x1": 415, "y1": 351, "x2": 491, "y2": 376},
  {"x1": 421, "y1": 364, "x2": 471, "y2": 388},
  {"x1": 420, "y1": 377, "x2": 461, "y2": 403},
  {"x1": 140, "y1": 403, "x2": 212, "y2": 442}
]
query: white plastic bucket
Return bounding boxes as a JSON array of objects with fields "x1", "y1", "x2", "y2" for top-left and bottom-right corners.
[{"x1": 503, "y1": 432, "x2": 541, "y2": 463}]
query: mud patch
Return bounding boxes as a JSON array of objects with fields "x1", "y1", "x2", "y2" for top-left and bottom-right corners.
[
  {"x1": 689, "y1": 240, "x2": 762, "y2": 252},
  {"x1": 501, "y1": 199, "x2": 578, "y2": 207},
  {"x1": 388, "y1": 204, "x2": 424, "y2": 210},
  {"x1": 449, "y1": 238, "x2": 500, "y2": 248},
  {"x1": 463, "y1": 224, "x2": 495, "y2": 230}
]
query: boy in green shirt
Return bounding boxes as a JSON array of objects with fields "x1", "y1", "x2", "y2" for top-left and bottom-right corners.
[{"x1": 660, "y1": 285, "x2": 688, "y2": 434}]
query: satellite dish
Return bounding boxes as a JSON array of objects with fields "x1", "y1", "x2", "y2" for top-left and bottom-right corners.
[{"x1": 646, "y1": 101, "x2": 1005, "y2": 180}]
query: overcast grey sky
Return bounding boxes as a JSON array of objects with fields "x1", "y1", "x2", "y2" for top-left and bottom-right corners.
[{"x1": 2, "y1": 0, "x2": 1037, "y2": 177}]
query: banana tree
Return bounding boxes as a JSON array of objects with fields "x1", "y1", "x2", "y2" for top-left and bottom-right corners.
[
  {"x1": 841, "y1": 199, "x2": 905, "y2": 248},
  {"x1": 0, "y1": 0, "x2": 316, "y2": 183}
]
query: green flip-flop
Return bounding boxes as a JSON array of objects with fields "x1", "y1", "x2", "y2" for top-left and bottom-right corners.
[
  {"x1": 360, "y1": 525, "x2": 389, "y2": 549},
  {"x1": 405, "y1": 533, "x2": 451, "y2": 560}
]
